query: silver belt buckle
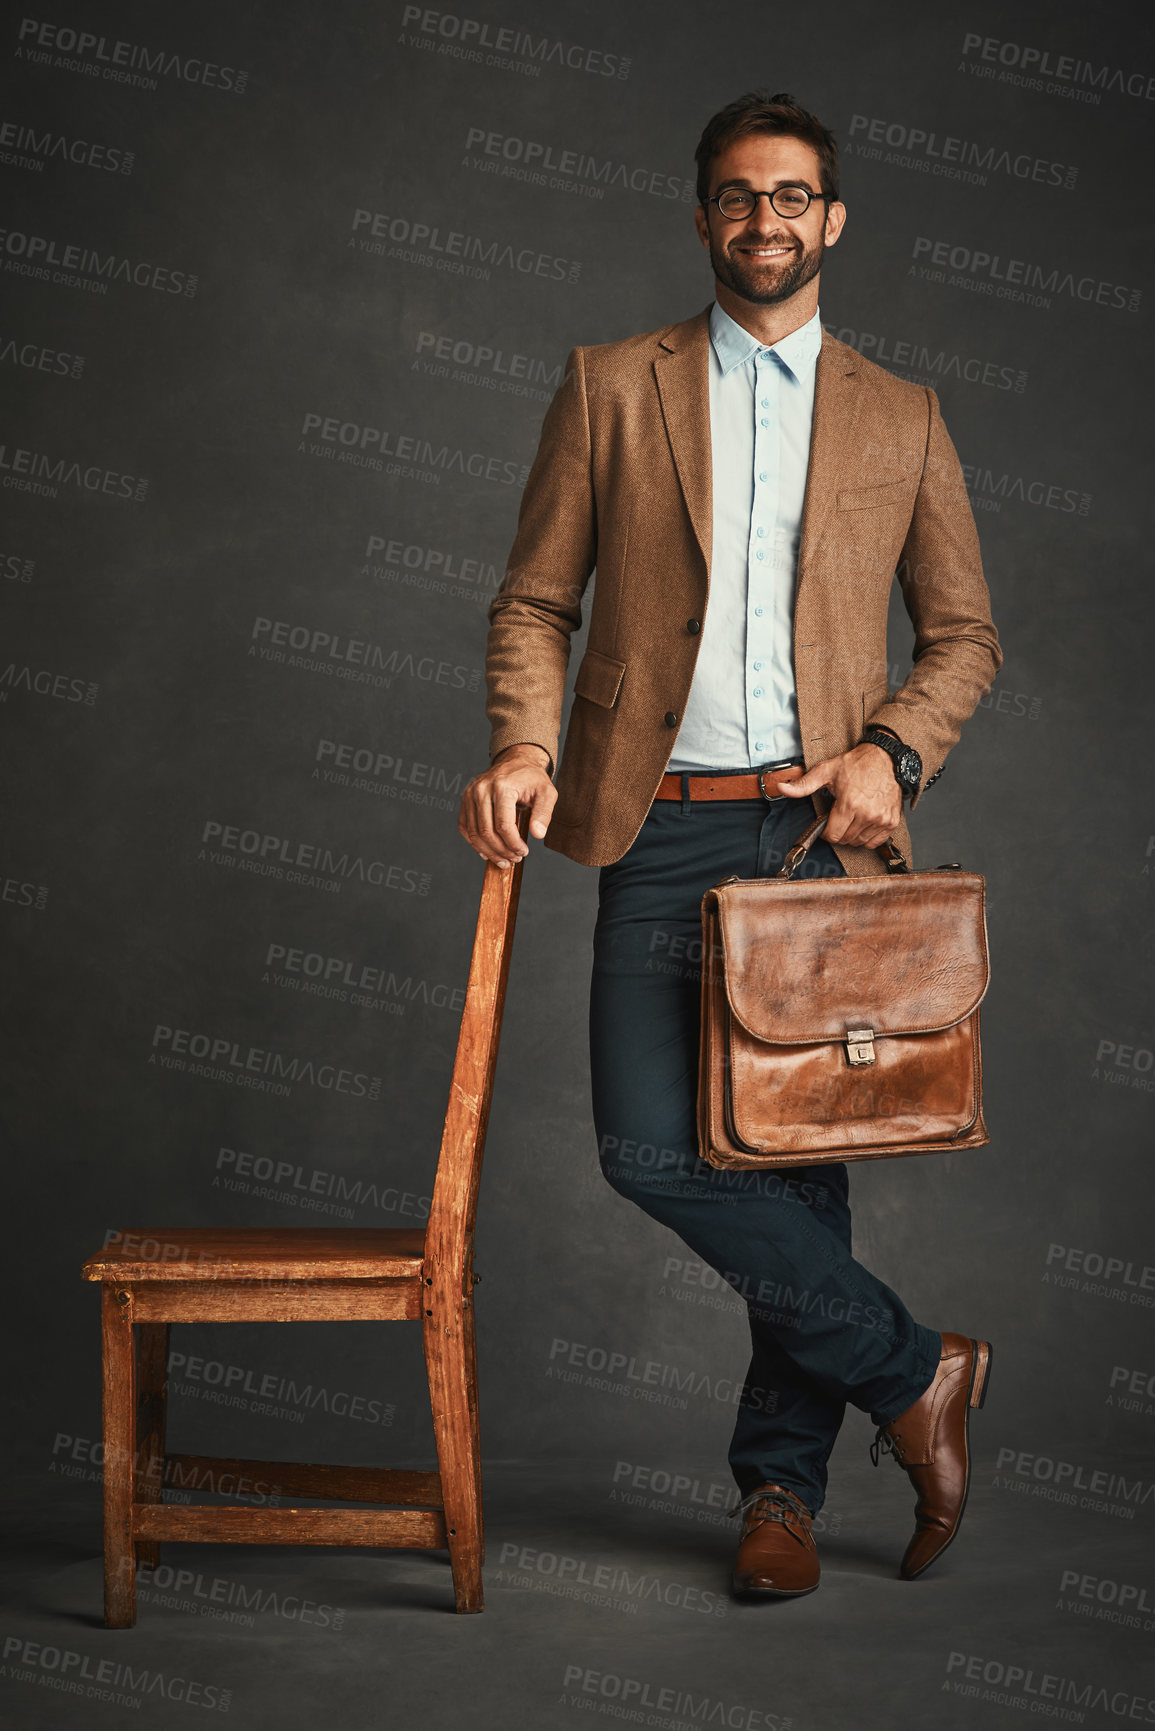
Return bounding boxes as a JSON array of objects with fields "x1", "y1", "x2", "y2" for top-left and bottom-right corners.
[{"x1": 758, "y1": 764, "x2": 795, "y2": 803}]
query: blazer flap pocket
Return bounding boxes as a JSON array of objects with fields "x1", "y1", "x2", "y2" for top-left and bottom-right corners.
[
  {"x1": 574, "y1": 649, "x2": 626, "y2": 709},
  {"x1": 837, "y1": 477, "x2": 918, "y2": 511}
]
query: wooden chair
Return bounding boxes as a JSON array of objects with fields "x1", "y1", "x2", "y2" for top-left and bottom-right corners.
[{"x1": 81, "y1": 844, "x2": 526, "y2": 1622}]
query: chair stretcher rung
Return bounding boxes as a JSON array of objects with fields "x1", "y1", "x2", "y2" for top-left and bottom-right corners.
[
  {"x1": 134, "y1": 1503, "x2": 447, "y2": 1548},
  {"x1": 161, "y1": 1453, "x2": 442, "y2": 1507}
]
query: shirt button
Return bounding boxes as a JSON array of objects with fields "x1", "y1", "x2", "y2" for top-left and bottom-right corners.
[
  {"x1": 760, "y1": 417, "x2": 770, "y2": 428},
  {"x1": 686, "y1": 618, "x2": 701, "y2": 634},
  {"x1": 755, "y1": 740, "x2": 765, "y2": 752},
  {"x1": 760, "y1": 397, "x2": 770, "y2": 408},
  {"x1": 756, "y1": 527, "x2": 766, "y2": 538},
  {"x1": 754, "y1": 606, "x2": 764, "y2": 617},
  {"x1": 755, "y1": 550, "x2": 765, "y2": 561},
  {"x1": 753, "y1": 660, "x2": 763, "y2": 671},
  {"x1": 664, "y1": 711, "x2": 678, "y2": 728},
  {"x1": 753, "y1": 687, "x2": 764, "y2": 698},
  {"x1": 758, "y1": 471, "x2": 768, "y2": 483}
]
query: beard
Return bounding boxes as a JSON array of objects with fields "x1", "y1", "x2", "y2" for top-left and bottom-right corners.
[{"x1": 709, "y1": 225, "x2": 824, "y2": 306}]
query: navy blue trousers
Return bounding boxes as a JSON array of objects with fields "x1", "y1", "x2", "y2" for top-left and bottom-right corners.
[{"x1": 588, "y1": 789, "x2": 941, "y2": 1514}]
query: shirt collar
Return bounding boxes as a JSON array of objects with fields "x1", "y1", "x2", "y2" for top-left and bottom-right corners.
[{"x1": 709, "y1": 300, "x2": 823, "y2": 382}]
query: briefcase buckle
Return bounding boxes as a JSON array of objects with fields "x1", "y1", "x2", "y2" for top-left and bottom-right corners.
[{"x1": 845, "y1": 1028, "x2": 876, "y2": 1066}]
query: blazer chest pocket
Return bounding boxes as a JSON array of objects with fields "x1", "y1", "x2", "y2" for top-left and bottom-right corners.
[
  {"x1": 837, "y1": 478, "x2": 918, "y2": 511},
  {"x1": 574, "y1": 649, "x2": 626, "y2": 708}
]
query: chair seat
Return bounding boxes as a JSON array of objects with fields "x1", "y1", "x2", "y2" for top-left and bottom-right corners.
[{"x1": 81, "y1": 1227, "x2": 427, "y2": 1283}]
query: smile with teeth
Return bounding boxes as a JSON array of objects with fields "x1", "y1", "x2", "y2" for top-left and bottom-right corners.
[{"x1": 735, "y1": 244, "x2": 795, "y2": 258}]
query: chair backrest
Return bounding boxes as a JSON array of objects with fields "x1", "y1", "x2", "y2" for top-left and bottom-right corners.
[{"x1": 424, "y1": 831, "x2": 527, "y2": 1288}]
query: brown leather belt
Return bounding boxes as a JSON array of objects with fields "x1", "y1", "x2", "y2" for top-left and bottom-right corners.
[{"x1": 654, "y1": 764, "x2": 805, "y2": 802}]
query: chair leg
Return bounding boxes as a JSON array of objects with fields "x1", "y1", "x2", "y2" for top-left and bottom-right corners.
[
  {"x1": 101, "y1": 1286, "x2": 137, "y2": 1627},
  {"x1": 425, "y1": 1313, "x2": 483, "y2": 1612},
  {"x1": 463, "y1": 1303, "x2": 484, "y2": 1565},
  {"x1": 135, "y1": 1323, "x2": 169, "y2": 1570}
]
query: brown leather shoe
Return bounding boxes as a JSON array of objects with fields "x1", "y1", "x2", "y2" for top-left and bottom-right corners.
[
  {"x1": 731, "y1": 1483, "x2": 819, "y2": 1599},
  {"x1": 871, "y1": 1332, "x2": 993, "y2": 1580}
]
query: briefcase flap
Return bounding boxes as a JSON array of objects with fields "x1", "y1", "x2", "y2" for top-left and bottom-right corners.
[{"x1": 713, "y1": 873, "x2": 989, "y2": 1044}]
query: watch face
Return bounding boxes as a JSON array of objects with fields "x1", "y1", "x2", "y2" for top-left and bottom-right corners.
[{"x1": 898, "y1": 747, "x2": 922, "y2": 786}]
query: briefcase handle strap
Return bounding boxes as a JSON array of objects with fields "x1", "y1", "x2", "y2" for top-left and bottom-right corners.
[{"x1": 778, "y1": 813, "x2": 909, "y2": 880}]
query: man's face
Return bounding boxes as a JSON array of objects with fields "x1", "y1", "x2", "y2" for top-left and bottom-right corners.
[{"x1": 694, "y1": 133, "x2": 846, "y2": 306}]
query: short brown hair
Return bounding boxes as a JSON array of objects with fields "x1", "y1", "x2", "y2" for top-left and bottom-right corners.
[{"x1": 694, "y1": 90, "x2": 839, "y2": 207}]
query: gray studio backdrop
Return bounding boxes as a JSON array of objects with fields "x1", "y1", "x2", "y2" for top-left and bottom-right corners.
[{"x1": 4, "y1": 0, "x2": 1152, "y2": 1632}]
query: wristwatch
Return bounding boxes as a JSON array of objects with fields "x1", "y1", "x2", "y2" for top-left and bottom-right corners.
[{"x1": 862, "y1": 726, "x2": 922, "y2": 798}]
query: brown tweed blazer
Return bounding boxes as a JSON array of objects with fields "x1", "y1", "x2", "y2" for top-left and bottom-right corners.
[{"x1": 485, "y1": 303, "x2": 1001, "y2": 873}]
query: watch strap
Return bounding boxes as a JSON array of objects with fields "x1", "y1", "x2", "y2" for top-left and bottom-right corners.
[{"x1": 862, "y1": 727, "x2": 920, "y2": 793}]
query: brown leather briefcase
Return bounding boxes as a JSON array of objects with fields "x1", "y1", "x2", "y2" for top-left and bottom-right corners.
[{"x1": 698, "y1": 814, "x2": 990, "y2": 1169}]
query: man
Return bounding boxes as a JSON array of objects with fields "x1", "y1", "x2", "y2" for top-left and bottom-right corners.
[{"x1": 459, "y1": 91, "x2": 1001, "y2": 1599}]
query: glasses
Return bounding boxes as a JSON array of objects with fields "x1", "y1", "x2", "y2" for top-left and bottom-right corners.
[{"x1": 706, "y1": 185, "x2": 831, "y2": 221}]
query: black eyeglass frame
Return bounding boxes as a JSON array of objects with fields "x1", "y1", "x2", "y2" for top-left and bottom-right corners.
[{"x1": 704, "y1": 185, "x2": 834, "y2": 220}]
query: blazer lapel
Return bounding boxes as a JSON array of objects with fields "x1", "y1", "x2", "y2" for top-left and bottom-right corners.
[
  {"x1": 796, "y1": 333, "x2": 862, "y2": 584},
  {"x1": 654, "y1": 307, "x2": 713, "y2": 578}
]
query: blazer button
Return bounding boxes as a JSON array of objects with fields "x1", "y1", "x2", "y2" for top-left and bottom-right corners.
[
  {"x1": 664, "y1": 711, "x2": 678, "y2": 728},
  {"x1": 686, "y1": 618, "x2": 701, "y2": 635}
]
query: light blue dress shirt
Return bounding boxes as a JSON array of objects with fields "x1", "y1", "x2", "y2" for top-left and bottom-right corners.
[{"x1": 667, "y1": 300, "x2": 823, "y2": 773}]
